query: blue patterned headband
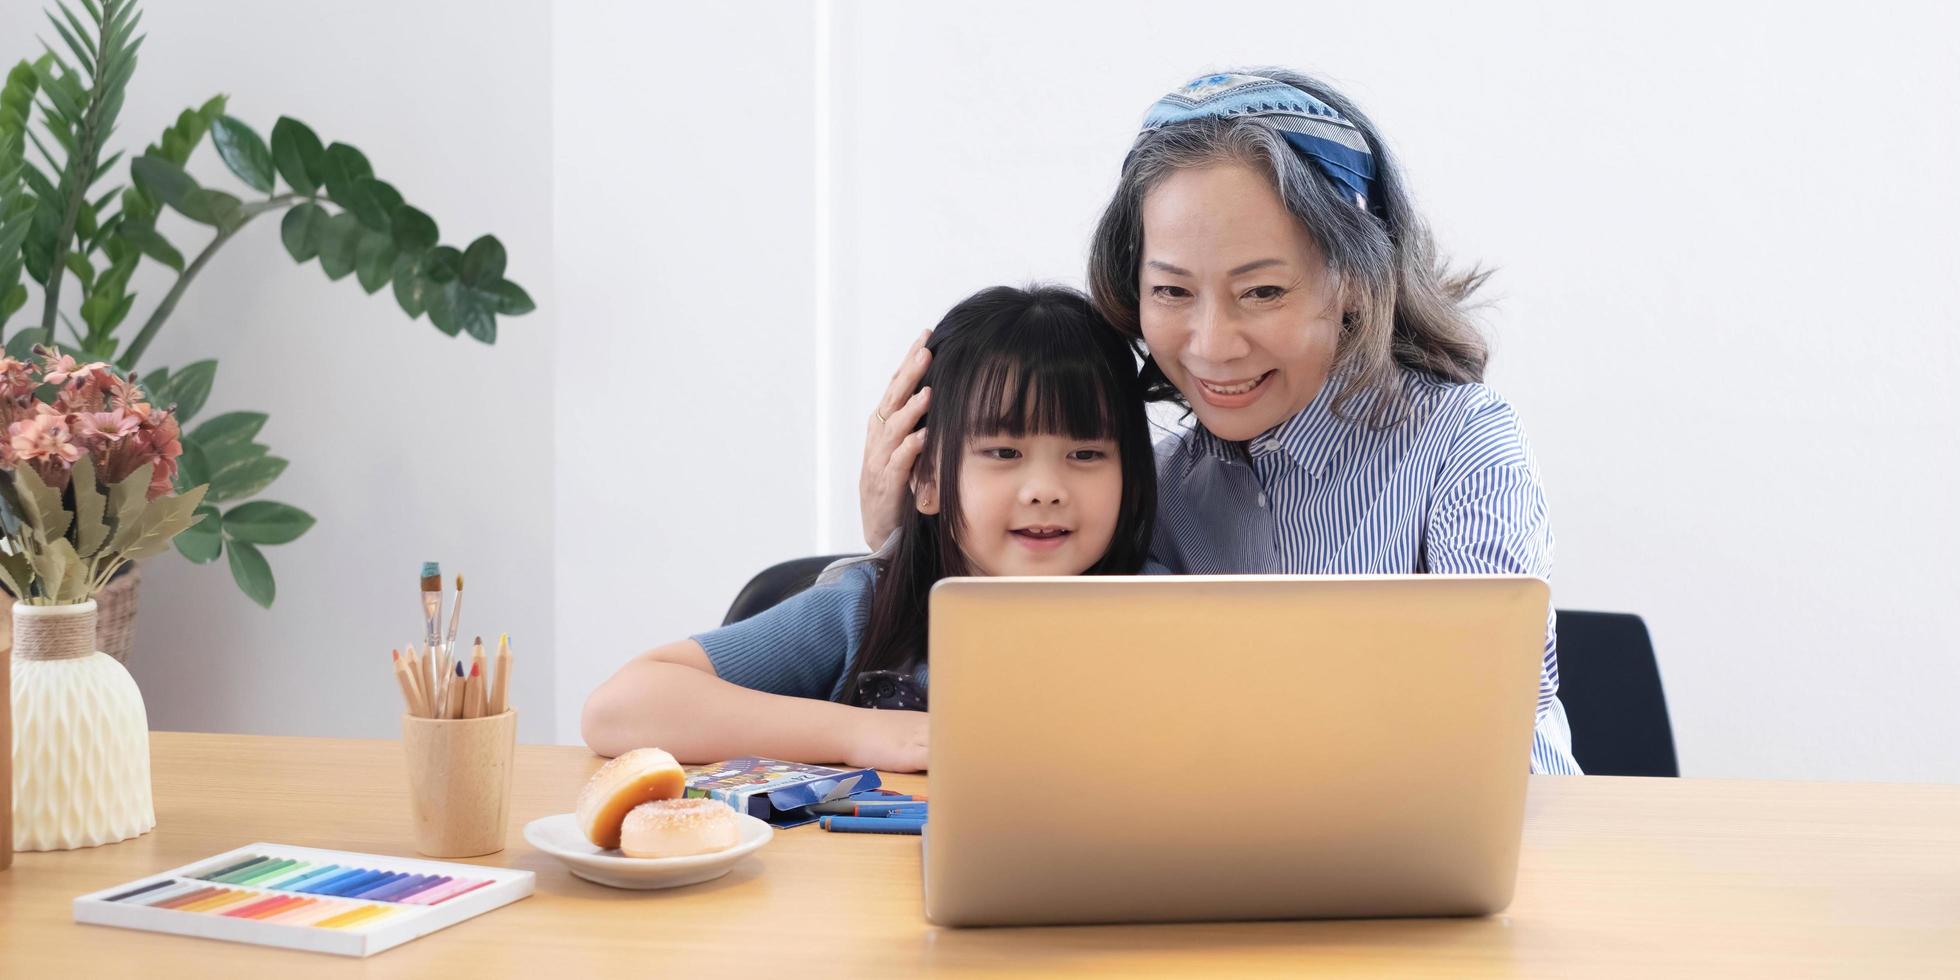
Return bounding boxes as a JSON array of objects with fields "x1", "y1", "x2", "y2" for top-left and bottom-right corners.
[{"x1": 1136, "y1": 72, "x2": 1378, "y2": 211}]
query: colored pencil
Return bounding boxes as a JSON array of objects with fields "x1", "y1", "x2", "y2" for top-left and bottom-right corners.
[
  {"x1": 490, "y1": 633, "x2": 511, "y2": 716},
  {"x1": 391, "y1": 651, "x2": 424, "y2": 717},
  {"x1": 464, "y1": 663, "x2": 483, "y2": 719},
  {"x1": 450, "y1": 661, "x2": 467, "y2": 719}
]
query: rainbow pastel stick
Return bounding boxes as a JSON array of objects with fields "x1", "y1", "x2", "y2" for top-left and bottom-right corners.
[
  {"x1": 401, "y1": 877, "x2": 491, "y2": 906},
  {"x1": 261, "y1": 897, "x2": 328, "y2": 924},
  {"x1": 233, "y1": 859, "x2": 302, "y2": 885},
  {"x1": 297, "y1": 868, "x2": 368, "y2": 894},
  {"x1": 315, "y1": 905, "x2": 394, "y2": 930},
  {"x1": 345, "y1": 872, "x2": 413, "y2": 899},
  {"x1": 265, "y1": 864, "x2": 341, "y2": 890},
  {"x1": 364, "y1": 874, "x2": 441, "y2": 903}
]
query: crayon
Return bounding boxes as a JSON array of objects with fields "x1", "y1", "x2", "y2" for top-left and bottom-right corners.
[{"x1": 821, "y1": 816, "x2": 925, "y2": 835}]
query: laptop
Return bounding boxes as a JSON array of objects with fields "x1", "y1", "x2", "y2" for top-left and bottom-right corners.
[{"x1": 922, "y1": 574, "x2": 1550, "y2": 927}]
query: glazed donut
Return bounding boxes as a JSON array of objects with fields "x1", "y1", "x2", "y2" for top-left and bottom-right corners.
[
  {"x1": 576, "y1": 747, "x2": 685, "y2": 849},
  {"x1": 619, "y1": 798, "x2": 741, "y2": 858}
]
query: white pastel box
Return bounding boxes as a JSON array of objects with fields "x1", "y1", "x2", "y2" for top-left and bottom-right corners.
[{"x1": 72, "y1": 842, "x2": 534, "y2": 957}]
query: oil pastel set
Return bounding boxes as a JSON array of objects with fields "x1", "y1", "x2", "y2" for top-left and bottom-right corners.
[
  {"x1": 682, "y1": 757, "x2": 883, "y2": 828},
  {"x1": 72, "y1": 843, "x2": 534, "y2": 957}
]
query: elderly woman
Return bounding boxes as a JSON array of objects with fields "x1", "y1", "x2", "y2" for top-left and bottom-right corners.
[{"x1": 861, "y1": 69, "x2": 1579, "y2": 774}]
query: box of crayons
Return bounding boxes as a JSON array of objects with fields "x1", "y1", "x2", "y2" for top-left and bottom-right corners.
[
  {"x1": 683, "y1": 757, "x2": 883, "y2": 828},
  {"x1": 72, "y1": 843, "x2": 534, "y2": 957}
]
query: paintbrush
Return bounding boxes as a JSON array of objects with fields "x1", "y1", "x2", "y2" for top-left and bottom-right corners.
[
  {"x1": 419, "y1": 562, "x2": 443, "y2": 672},
  {"x1": 442, "y1": 574, "x2": 465, "y2": 671}
]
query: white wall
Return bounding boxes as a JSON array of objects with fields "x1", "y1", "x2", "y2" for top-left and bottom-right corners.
[
  {"x1": 0, "y1": 0, "x2": 557, "y2": 744},
  {"x1": 550, "y1": 1, "x2": 819, "y2": 745}
]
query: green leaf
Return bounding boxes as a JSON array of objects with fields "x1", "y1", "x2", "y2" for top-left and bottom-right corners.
[
  {"x1": 117, "y1": 219, "x2": 184, "y2": 272},
  {"x1": 459, "y1": 235, "x2": 506, "y2": 285},
  {"x1": 5, "y1": 328, "x2": 40, "y2": 360},
  {"x1": 204, "y1": 439, "x2": 267, "y2": 483},
  {"x1": 425, "y1": 279, "x2": 461, "y2": 337},
  {"x1": 154, "y1": 358, "x2": 216, "y2": 422},
  {"x1": 207, "y1": 455, "x2": 286, "y2": 503},
  {"x1": 226, "y1": 538, "x2": 274, "y2": 608},
  {"x1": 455, "y1": 285, "x2": 496, "y2": 343},
  {"x1": 48, "y1": 10, "x2": 95, "y2": 78},
  {"x1": 391, "y1": 252, "x2": 424, "y2": 318},
  {"x1": 1, "y1": 282, "x2": 26, "y2": 321},
  {"x1": 187, "y1": 188, "x2": 243, "y2": 231},
  {"x1": 390, "y1": 204, "x2": 437, "y2": 254},
  {"x1": 210, "y1": 115, "x2": 275, "y2": 194},
  {"x1": 65, "y1": 251, "x2": 95, "y2": 290},
  {"x1": 129, "y1": 153, "x2": 197, "y2": 212},
  {"x1": 26, "y1": 536, "x2": 78, "y2": 602},
  {"x1": 222, "y1": 500, "x2": 314, "y2": 545},
  {"x1": 318, "y1": 143, "x2": 386, "y2": 229},
  {"x1": 315, "y1": 211, "x2": 361, "y2": 281},
  {"x1": 0, "y1": 547, "x2": 31, "y2": 599},
  {"x1": 174, "y1": 503, "x2": 222, "y2": 563},
  {"x1": 174, "y1": 434, "x2": 209, "y2": 490},
  {"x1": 104, "y1": 460, "x2": 152, "y2": 554},
  {"x1": 490, "y1": 279, "x2": 534, "y2": 317},
  {"x1": 362, "y1": 178, "x2": 402, "y2": 216},
  {"x1": 197, "y1": 94, "x2": 228, "y2": 128},
  {"x1": 354, "y1": 229, "x2": 395, "y2": 294},
  {"x1": 269, "y1": 116, "x2": 322, "y2": 194},
  {"x1": 11, "y1": 463, "x2": 73, "y2": 544},
  {"x1": 0, "y1": 478, "x2": 23, "y2": 537},
  {"x1": 190, "y1": 411, "x2": 266, "y2": 449},
  {"x1": 118, "y1": 484, "x2": 208, "y2": 561},
  {"x1": 280, "y1": 200, "x2": 327, "y2": 262},
  {"x1": 71, "y1": 455, "x2": 110, "y2": 558}
]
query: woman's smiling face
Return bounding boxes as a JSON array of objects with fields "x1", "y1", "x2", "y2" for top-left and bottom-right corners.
[{"x1": 1138, "y1": 161, "x2": 1343, "y2": 442}]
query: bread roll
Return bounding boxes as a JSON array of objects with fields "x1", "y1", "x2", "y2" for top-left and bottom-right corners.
[
  {"x1": 620, "y1": 798, "x2": 741, "y2": 858},
  {"x1": 576, "y1": 747, "x2": 685, "y2": 849}
]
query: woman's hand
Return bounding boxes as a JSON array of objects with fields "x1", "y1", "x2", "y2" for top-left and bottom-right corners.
[
  {"x1": 858, "y1": 330, "x2": 933, "y2": 549},
  {"x1": 847, "y1": 707, "x2": 928, "y2": 773}
]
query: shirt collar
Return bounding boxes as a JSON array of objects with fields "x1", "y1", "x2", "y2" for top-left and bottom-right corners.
[{"x1": 1190, "y1": 365, "x2": 1362, "y2": 479}]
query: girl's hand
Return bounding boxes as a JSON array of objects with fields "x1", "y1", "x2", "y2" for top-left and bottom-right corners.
[
  {"x1": 859, "y1": 330, "x2": 933, "y2": 549},
  {"x1": 848, "y1": 707, "x2": 928, "y2": 773}
]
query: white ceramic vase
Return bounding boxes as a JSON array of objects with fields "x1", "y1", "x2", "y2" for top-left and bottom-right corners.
[{"x1": 10, "y1": 600, "x2": 155, "y2": 851}]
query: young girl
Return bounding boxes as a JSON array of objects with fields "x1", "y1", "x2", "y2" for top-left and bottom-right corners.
[{"x1": 581, "y1": 285, "x2": 1156, "y2": 772}]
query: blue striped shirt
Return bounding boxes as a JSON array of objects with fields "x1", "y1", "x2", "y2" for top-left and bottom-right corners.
[{"x1": 1150, "y1": 366, "x2": 1581, "y2": 775}]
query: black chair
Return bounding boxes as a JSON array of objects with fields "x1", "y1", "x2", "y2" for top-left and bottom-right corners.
[
  {"x1": 722, "y1": 559, "x2": 1680, "y2": 776},
  {"x1": 722, "y1": 554, "x2": 864, "y2": 626},
  {"x1": 1554, "y1": 610, "x2": 1678, "y2": 777}
]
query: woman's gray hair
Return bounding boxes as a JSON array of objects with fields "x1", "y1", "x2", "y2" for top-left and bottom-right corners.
[{"x1": 1088, "y1": 68, "x2": 1490, "y2": 429}]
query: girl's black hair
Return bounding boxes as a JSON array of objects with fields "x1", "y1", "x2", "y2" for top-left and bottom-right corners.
[{"x1": 843, "y1": 285, "x2": 1156, "y2": 706}]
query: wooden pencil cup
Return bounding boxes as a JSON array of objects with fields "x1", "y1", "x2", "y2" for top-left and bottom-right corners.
[{"x1": 402, "y1": 710, "x2": 516, "y2": 858}]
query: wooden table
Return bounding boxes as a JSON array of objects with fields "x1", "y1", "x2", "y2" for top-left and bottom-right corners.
[{"x1": 1, "y1": 733, "x2": 1955, "y2": 977}]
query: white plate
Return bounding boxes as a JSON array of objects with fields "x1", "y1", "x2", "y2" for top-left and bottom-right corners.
[{"x1": 522, "y1": 811, "x2": 774, "y2": 890}]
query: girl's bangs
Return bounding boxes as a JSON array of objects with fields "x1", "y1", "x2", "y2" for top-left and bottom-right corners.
[{"x1": 959, "y1": 345, "x2": 1119, "y2": 442}]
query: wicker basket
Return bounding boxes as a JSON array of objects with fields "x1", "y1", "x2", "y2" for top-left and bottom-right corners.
[
  {"x1": 0, "y1": 563, "x2": 142, "y2": 663},
  {"x1": 93, "y1": 563, "x2": 142, "y2": 663}
]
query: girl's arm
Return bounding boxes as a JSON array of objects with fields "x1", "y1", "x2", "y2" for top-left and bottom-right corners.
[{"x1": 580, "y1": 640, "x2": 928, "y2": 772}]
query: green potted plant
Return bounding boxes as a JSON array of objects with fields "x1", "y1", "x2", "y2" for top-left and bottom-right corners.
[{"x1": 0, "y1": 0, "x2": 533, "y2": 651}]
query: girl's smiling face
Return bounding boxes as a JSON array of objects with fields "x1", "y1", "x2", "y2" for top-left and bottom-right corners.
[
  {"x1": 916, "y1": 430, "x2": 1123, "y2": 577},
  {"x1": 1138, "y1": 161, "x2": 1344, "y2": 442}
]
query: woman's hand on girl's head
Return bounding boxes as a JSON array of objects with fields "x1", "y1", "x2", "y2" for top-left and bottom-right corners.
[
  {"x1": 859, "y1": 329, "x2": 934, "y2": 548},
  {"x1": 847, "y1": 706, "x2": 929, "y2": 773}
]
